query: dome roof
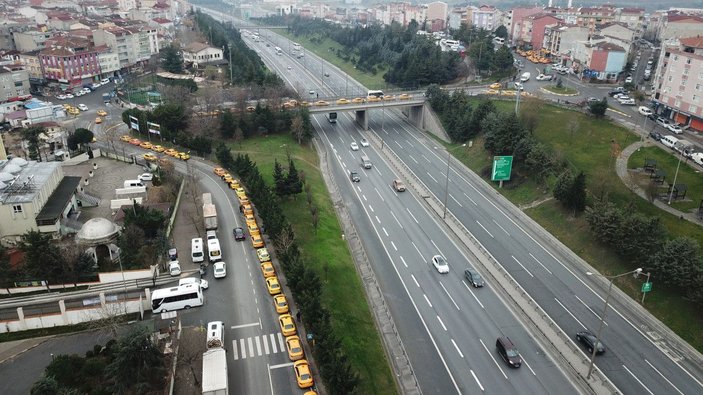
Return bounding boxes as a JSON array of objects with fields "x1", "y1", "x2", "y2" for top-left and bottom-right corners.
[
  {"x1": 8, "y1": 157, "x2": 28, "y2": 167},
  {"x1": 76, "y1": 217, "x2": 119, "y2": 244},
  {"x1": 0, "y1": 172, "x2": 13, "y2": 182},
  {"x1": 3, "y1": 164, "x2": 21, "y2": 174}
]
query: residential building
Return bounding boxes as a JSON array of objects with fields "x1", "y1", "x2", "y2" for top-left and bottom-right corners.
[
  {"x1": 0, "y1": 66, "x2": 31, "y2": 102},
  {"x1": 96, "y1": 46, "x2": 120, "y2": 79},
  {"x1": 448, "y1": 9, "x2": 464, "y2": 30},
  {"x1": 18, "y1": 51, "x2": 45, "y2": 83},
  {"x1": 577, "y1": 5, "x2": 617, "y2": 33},
  {"x1": 0, "y1": 24, "x2": 34, "y2": 51},
  {"x1": 583, "y1": 42, "x2": 626, "y2": 81},
  {"x1": 38, "y1": 45, "x2": 101, "y2": 88},
  {"x1": 92, "y1": 24, "x2": 159, "y2": 69},
  {"x1": 660, "y1": 14, "x2": 703, "y2": 41},
  {"x1": 654, "y1": 37, "x2": 703, "y2": 132},
  {"x1": 516, "y1": 13, "x2": 561, "y2": 50},
  {"x1": 182, "y1": 42, "x2": 224, "y2": 68},
  {"x1": 469, "y1": 5, "x2": 497, "y2": 31},
  {"x1": 426, "y1": 2, "x2": 448, "y2": 30},
  {"x1": 13, "y1": 30, "x2": 54, "y2": 53},
  {"x1": 509, "y1": 7, "x2": 545, "y2": 46},
  {"x1": 0, "y1": 159, "x2": 82, "y2": 244},
  {"x1": 615, "y1": 7, "x2": 645, "y2": 34},
  {"x1": 599, "y1": 23, "x2": 636, "y2": 53}
]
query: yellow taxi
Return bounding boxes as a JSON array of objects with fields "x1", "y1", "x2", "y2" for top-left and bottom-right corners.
[
  {"x1": 97, "y1": 109, "x2": 108, "y2": 117},
  {"x1": 300, "y1": 101, "x2": 311, "y2": 107},
  {"x1": 485, "y1": 89, "x2": 499, "y2": 95},
  {"x1": 239, "y1": 195, "x2": 250, "y2": 206},
  {"x1": 62, "y1": 103, "x2": 72, "y2": 110},
  {"x1": 294, "y1": 360, "x2": 314, "y2": 389},
  {"x1": 286, "y1": 335, "x2": 304, "y2": 361},
  {"x1": 398, "y1": 93, "x2": 412, "y2": 100},
  {"x1": 273, "y1": 294, "x2": 289, "y2": 314},
  {"x1": 251, "y1": 233, "x2": 264, "y2": 248},
  {"x1": 213, "y1": 167, "x2": 226, "y2": 177},
  {"x1": 278, "y1": 314, "x2": 296, "y2": 337},
  {"x1": 265, "y1": 276, "x2": 281, "y2": 295},
  {"x1": 229, "y1": 180, "x2": 240, "y2": 189},
  {"x1": 261, "y1": 261, "x2": 276, "y2": 278},
  {"x1": 223, "y1": 174, "x2": 233, "y2": 183},
  {"x1": 246, "y1": 106, "x2": 256, "y2": 112},
  {"x1": 164, "y1": 148, "x2": 178, "y2": 157},
  {"x1": 143, "y1": 153, "x2": 157, "y2": 162},
  {"x1": 287, "y1": 100, "x2": 298, "y2": 107},
  {"x1": 256, "y1": 247, "x2": 271, "y2": 262},
  {"x1": 67, "y1": 107, "x2": 80, "y2": 116},
  {"x1": 489, "y1": 82, "x2": 502, "y2": 90},
  {"x1": 383, "y1": 95, "x2": 396, "y2": 101},
  {"x1": 151, "y1": 145, "x2": 164, "y2": 152},
  {"x1": 247, "y1": 220, "x2": 259, "y2": 236},
  {"x1": 244, "y1": 211, "x2": 255, "y2": 223},
  {"x1": 336, "y1": 98, "x2": 350, "y2": 105},
  {"x1": 314, "y1": 100, "x2": 329, "y2": 106},
  {"x1": 95, "y1": 117, "x2": 102, "y2": 124},
  {"x1": 367, "y1": 96, "x2": 382, "y2": 102},
  {"x1": 177, "y1": 152, "x2": 190, "y2": 161},
  {"x1": 120, "y1": 135, "x2": 132, "y2": 142},
  {"x1": 235, "y1": 187, "x2": 247, "y2": 199},
  {"x1": 129, "y1": 138, "x2": 142, "y2": 146},
  {"x1": 351, "y1": 97, "x2": 365, "y2": 103},
  {"x1": 139, "y1": 141, "x2": 153, "y2": 149}
]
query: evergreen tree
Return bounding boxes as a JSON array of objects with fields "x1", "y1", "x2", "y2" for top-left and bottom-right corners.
[
  {"x1": 106, "y1": 326, "x2": 165, "y2": 394},
  {"x1": 569, "y1": 171, "x2": 587, "y2": 213},
  {"x1": 21, "y1": 126, "x2": 44, "y2": 161},
  {"x1": 589, "y1": 98, "x2": 608, "y2": 117},
  {"x1": 273, "y1": 159, "x2": 287, "y2": 197},
  {"x1": 285, "y1": 160, "x2": 303, "y2": 196},
  {"x1": 160, "y1": 44, "x2": 183, "y2": 73},
  {"x1": 494, "y1": 25, "x2": 508, "y2": 39}
]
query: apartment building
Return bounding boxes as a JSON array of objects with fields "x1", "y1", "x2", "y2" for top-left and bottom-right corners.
[
  {"x1": 615, "y1": 7, "x2": 645, "y2": 35},
  {"x1": 182, "y1": 42, "x2": 224, "y2": 68},
  {"x1": 468, "y1": 5, "x2": 497, "y2": 31},
  {"x1": 516, "y1": 13, "x2": 561, "y2": 49},
  {"x1": 508, "y1": 7, "x2": 544, "y2": 45},
  {"x1": 92, "y1": 24, "x2": 159, "y2": 69},
  {"x1": 654, "y1": 37, "x2": 703, "y2": 132},
  {"x1": 0, "y1": 67, "x2": 31, "y2": 102},
  {"x1": 582, "y1": 42, "x2": 626, "y2": 81},
  {"x1": 38, "y1": 45, "x2": 101, "y2": 88},
  {"x1": 18, "y1": 50, "x2": 43, "y2": 82},
  {"x1": 13, "y1": 30, "x2": 54, "y2": 53},
  {"x1": 659, "y1": 14, "x2": 703, "y2": 41}
]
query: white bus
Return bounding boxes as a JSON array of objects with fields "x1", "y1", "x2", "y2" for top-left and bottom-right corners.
[
  {"x1": 208, "y1": 238, "x2": 222, "y2": 262},
  {"x1": 367, "y1": 90, "x2": 384, "y2": 99},
  {"x1": 274, "y1": 46, "x2": 283, "y2": 55},
  {"x1": 191, "y1": 237, "x2": 204, "y2": 263},
  {"x1": 151, "y1": 283, "x2": 204, "y2": 313},
  {"x1": 292, "y1": 43, "x2": 301, "y2": 51}
]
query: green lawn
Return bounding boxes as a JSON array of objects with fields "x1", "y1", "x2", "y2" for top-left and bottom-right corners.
[
  {"x1": 449, "y1": 100, "x2": 703, "y2": 352},
  {"x1": 276, "y1": 31, "x2": 389, "y2": 90},
  {"x1": 226, "y1": 136, "x2": 395, "y2": 394}
]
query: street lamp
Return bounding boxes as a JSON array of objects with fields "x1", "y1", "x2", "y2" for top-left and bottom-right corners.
[
  {"x1": 585, "y1": 267, "x2": 643, "y2": 379},
  {"x1": 439, "y1": 144, "x2": 467, "y2": 219},
  {"x1": 668, "y1": 149, "x2": 683, "y2": 205}
]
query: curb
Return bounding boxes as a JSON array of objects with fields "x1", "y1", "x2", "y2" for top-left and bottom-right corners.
[
  {"x1": 0, "y1": 337, "x2": 51, "y2": 365},
  {"x1": 539, "y1": 87, "x2": 579, "y2": 97}
]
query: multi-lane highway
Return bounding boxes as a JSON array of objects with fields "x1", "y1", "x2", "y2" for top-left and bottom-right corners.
[{"x1": 206, "y1": 9, "x2": 703, "y2": 395}]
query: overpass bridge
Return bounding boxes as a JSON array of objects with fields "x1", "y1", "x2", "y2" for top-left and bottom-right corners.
[{"x1": 306, "y1": 98, "x2": 427, "y2": 130}]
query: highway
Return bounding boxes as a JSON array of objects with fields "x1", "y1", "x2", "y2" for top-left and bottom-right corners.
[{"x1": 208, "y1": 9, "x2": 703, "y2": 395}]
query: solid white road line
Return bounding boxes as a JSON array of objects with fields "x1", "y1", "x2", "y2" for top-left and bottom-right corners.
[
  {"x1": 427, "y1": 172, "x2": 438, "y2": 183},
  {"x1": 554, "y1": 298, "x2": 587, "y2": 329},
  {"x1": 231, "y1": 322, "x2": 260, "y2": 329},
  {"x1": 644, "y1": 359, "x2": 684, "y2": 395},
  {"x1": 511, "y1": 255, "x2": 535, "y2": 278},
  {"x1": 439, "y1": 281, "x2": 461, "y2": 311},
  {"x1": 406, "y1": 207, "x2": 419, "y2": 224},
  {"x1": 462, "y1": 281, "x2": 485, "y2": 309},
  {"x1": 476, "y1": 220, "x2": 494, "y2": 238},
  {"x1": 470, "y1": 369, "x2": 484, "y2": 391},
  {"x1": 479, "y1": 338, "x2": 508, "y2": 379},
  {"x1": 391, "y1": 210, "x2": 403, "y2": 228},
  {"x1": 269, "y1": 362, "x2": 294, "y2": 369},
  {"x1": 270, "y1": 334, "x2": 278, "y2": 353},
  {"x1": 574, "y1": 294, "x2": 608, "y2": 326},
  {"x1": 622, "y1": 364, "x2": 655, "y2": 395},
  {"x1": 451, "y1": 339, "x2": 464, "y2": 358}
]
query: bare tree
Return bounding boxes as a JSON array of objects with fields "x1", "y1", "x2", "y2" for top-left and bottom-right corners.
[
  {"x1": 176, "y1": 326, "x2": 206, "y2": 392},
  {"x1": 81, "y1": 301, "x2": 130, "y2": 340},
  {"x1": 291, "y1": 115, "x2": 305, "y2": 144},
  {"x1": 273, "y1": 225, "x2": 296, "y2": 256},
  {"x1": 234, "y1": 127, "x2": 244, "y2": 149}
]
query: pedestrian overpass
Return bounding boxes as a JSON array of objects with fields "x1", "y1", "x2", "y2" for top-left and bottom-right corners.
[{"x1": 306, "y1": 98, "x2": 427, "y2": 130}]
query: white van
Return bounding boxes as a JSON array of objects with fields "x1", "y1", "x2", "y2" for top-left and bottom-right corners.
[
  {"x1": 691, "y1": 152, "x2": 703, "y2": 166},
  {"x1": 207, "y1": 321, "x2": 225, "y2": 348},
  {"x1": 206, "y1": 230, "x2": 217, "y2": 241},
  {"x1": 361, "y1": 154, "x2": 372, "y2": 169},
  {"x1": 208, "y1": 239, "x2": 222, "y2": 262},
  {"x1": 660, "y1": 135, "x2": 679, "y2": 149},
  {"x1": 520, "y1": 72, "x2": 531, "y2": 82},
  {"x1": 123, "y1": 180, "x2": 145, "y2": 188},
  {"x1": 191, "y1": 238, "x2": 204, "y2": 263},
  {"x1": 168, "y1": 261, "x2": 181, "y2": 276}
]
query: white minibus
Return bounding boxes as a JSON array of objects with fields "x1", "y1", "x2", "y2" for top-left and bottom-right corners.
[
  {"x1": 151, "y1": 283, "x2": 204, "y2": 313},
  {"x1": 191, "y1": 238, "x2": 204, "y2": 263}
]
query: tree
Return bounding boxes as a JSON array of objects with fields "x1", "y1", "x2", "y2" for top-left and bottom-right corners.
[
  {"x1": 117, "y1": 224, "x2": 146, "y2": 269},
  {"x1": 524, "y1": 143, "x2": 554, "y2": 188},
  {"x1": 105, "y1": 326, "x2": 165, "y2": 394},
  {"x1": 553, "y1": 170, "x2": 573, "y2": 205},
  {"x1": 468, "y1": 100, "x2": 496, "y2": 137},
  {"x1": 290, "y1": 115, "x2": 306, "y2": 144},
  {"x1": 494, "y1": 25, "x2": 508, "y2": 39},
  {"x1": 589, "y1": 98, "x2": 608, "y2": 117},
  {"x1": 520, "y1": 98, "x2": 541, "y2": 133},
  {"x1": 68, "y1": 128, "x2": 95, "y2": 152},
  {"x1": 272, "y1": 159, "x2": 287, "y2": 197},
  {"x1": 493, "y1": 45, "x2": 514, "y2": 72},
  {"x1": 160, "y1": 44, "x2": 183, "y2": 73},
  {"x1": 585, "y1": 199, "x2": 624, "y2": 246},
  {"x1": 569, "y1": 171, "x2": 587, "y2": 213},
  {"x1": 30, "y1": 376, "x2": 59, "y2": 395},
  {"x1": 19, "y1": 230, "x2": 68, "y2": 283},
  {"x1": 650, "y1": 237, "x2": 702, "y2": 288},
  {"x1": 122, "y1": 203, "x2": 166, "y2": 239},
  {"x1": 21, "y1": 126, "x2": 44, "y2": 161},
  {"x1": 285, "y1": 160, "x2": 303, "y2": 197}
]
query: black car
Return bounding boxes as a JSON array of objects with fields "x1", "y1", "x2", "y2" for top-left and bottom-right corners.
[
  {"x1": 649, "y1": 131, "x2": 663, "y2": 141},
  {"x1": 350, "y1": 171, "x2": 360, "y2": 182},
  {"x1": 233, "y1": 227, "x2": 245, "y2": 241},
  {"x1": 168, "y1": 248, "x2": 178, "y2": 261},
  {"x1": 496, "y1": 337, "x2": 522, "y2": 368},
  {"x1": 576, "y1": 331, "x2": 605, "y2": 355},
  {"x1": 608, "y1": 87, "x2": 626, "y2": 97},
  {"x1": 464, "y1": 268, "x2": 484, "y2": 287}
]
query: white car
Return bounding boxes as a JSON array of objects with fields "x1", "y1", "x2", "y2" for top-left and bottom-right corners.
[
  {"x1": 625, "y1": 76, "x2": 633, "y2": 84},
  {"x1": 179, "y1": 277, "x2": 209, "y2": 290},
  {"x1": 535, "y1": 74, "x2": 553, "y2": 81},
  {"x1": 514, "y1": 82, "x2": 524, "y2": 91},
  {"x1": 56, "y1": 94, "x2": 66, "y2": 100},
  {"x1": 213, "y1": 261, "x2": 227, "y2": 278},
  {"x1": 138, "y1": 173, "x2": 154, "y2": 181},
  {"x1": 619, "y1": 98, "x2": 635, "y2": 105},
  {"x1": 287, "y1": 65, "x2": 292, "y2": 70},
  {"x1": 168, "y1": 261, "x2": 182, "y2": 276},
  {"x1": 78, "y1": 104, "x2": 88, "y2": 111},
  {"x1": 431, "y1": 255, "x2": 449, "y2": 274},
  {"x1": 360, "y1": 138, "x2": 369, "y2": 147},
  {"x1": 75, "y1": 90, "x2": 84, "y2": 97},
  {"x1": 668, "y1": 124, "x2": 683, "y2": 134},
  {"x1": 638, "y1": 106, "x2": 653, "y2": 116},
  {"x1": 350, "y1": 142, "x2": 359, "y2": 151},
  {"x1": 65, "y1": 93, "x2": 74, "y2": 99}
]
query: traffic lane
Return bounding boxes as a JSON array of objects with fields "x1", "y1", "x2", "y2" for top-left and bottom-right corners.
[{"x1": 323, "y1": 121, "x2": 572, "y2": 393}]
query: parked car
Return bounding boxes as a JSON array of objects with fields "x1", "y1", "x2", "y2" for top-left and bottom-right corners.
[
  {"x1": 638, "y1": 106, "x2": 653, "y2": 116},
  {"x1": 649, "y1": 131, "x2": 663, "y2": 141},
  {"x1": 535, "y1": 73, "x2": 553, "y2": 81},
  {"x1": 619, "y1": 98, "x2": 635, "y2": 105},
  {"x1": 668, "y1": 124, "x2": 683, "y2": 134},
  {"x1": 576, "y1": 331, "x2": 605, "y2": 355},
  {"x1": 608, "y1": 87, "x2": 626, "y2": 96},
  {"x1": 656, "y1": 117, "x2": 671, "y2": 128},
  {"x1": 138, "y1": 173, "x2": 154, "y2": 181}
]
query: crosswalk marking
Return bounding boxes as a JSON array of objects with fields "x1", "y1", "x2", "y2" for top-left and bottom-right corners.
[{"x1": 231, "y1": 333, "x2": 288, "y2": 360}]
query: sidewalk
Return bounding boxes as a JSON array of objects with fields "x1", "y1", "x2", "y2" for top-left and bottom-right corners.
[
  {"x1": 0, "y1": 337, "x2": 50, "y2": 364},
  {"x1": 615, "y1": 139, "x2": 703, "y2": 226}
]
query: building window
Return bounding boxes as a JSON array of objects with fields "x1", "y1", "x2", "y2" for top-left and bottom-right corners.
[
  {"x1": 691, "y1": 105, "x2": 698, "y2": 113},
  {"x1": 694, "y1": 95, "x2": 700, "y2": 103},
  {"x1": 12, "y1": 204, "x2": 22, "y2": 214},
  {"x1": 675, "y1": 99, "x2": 681, "y2": 107},
  {"x1": 673, "y1": 55, "x2": 678, "y2": 61}
]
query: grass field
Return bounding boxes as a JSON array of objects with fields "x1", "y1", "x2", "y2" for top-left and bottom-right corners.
[
  {"x1": 226, "y1": 136, "x2": 396, "y2": 394},
  {"x1": 446, "y1": 99, "x2": 703, "y2": 352}
]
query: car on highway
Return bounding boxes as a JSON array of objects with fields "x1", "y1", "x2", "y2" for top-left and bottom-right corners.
[
  {"x1": 489, "y1": 82, "x2": 502, "y2": 89},
  {"x1": 268, "y1": 293, "x2": 287, "y2": 315},
  {"x1": 279, "y1": 314, "x2": 297, "y2": 336},
  {"x1": 576, "y1": 330, "x2": 605, "y2": 355},
  {"x1": 309, "y1": 90, "x2": 315, "y2": 96},
  {"x1": 233, "y1": 227, "x2": 245, "y2": 241},
  {"x1": 294, "y1": 360, "x2": 314, "y2": 389},
  {"x1": 315, "y1": 100, "x2": 329, "y2": 106},
  {"x1": 143, "y1": 153, "x2": 157, "y2": 162},
  {"x1": 464, "y1": 267, "x2": 485, "y2": 288},
  {"x1": 360, "y1": 138, "x2": 369, "y2": 147},
  {"x1": 638, "y1": 106, "x2": 653, "y2": 116},
  {"x1": 324, "y1": 72, "x2": 329, "y2": 77},
  {"x1": 287, "y1": 65, "x2": 292, "y2": 70},
  {"x1": 78, "y1": 104, "x2": 89, "y2": 111},
  {"x1": 668, "y1": 123, "x2": 683, "y2": 134},
  {"x1": 430, "y1": 255, "x2": 449, "y2": 274},
  {"x1": 286, "y1": 335, "x2": 304, "y2": 361},
  {"x1": 350, "y1": 141, "x2": 359, "y2": 151},
  {"x1": 213, "y1": 261, "x2": 227, "y2": 278},
  {"x1": 261, "y1": 262, "x2": 276, "y2": 278},
  {"x1": 352, "y1": 97, "x2": 365, "y2": 103},
  {"x1": 336, "y1": 98, "x2": 350, "y2": 105},
  {"x1": 349, "y1": 171, "x2": 360, "y2": 182},
  {"x1": 97, "y1": 109, "x2": 108, "y2": 116},
  {"x1": 392, "y1": 179, "x2": 406, "y2": 192},
  {"x1": 138, "y1": 173, "x2": 154, "y2": 181},
  {"x1": 535, "y1": 73, "x2": 553, "y2": 81},
  {"x1": 496, "y1": 337, "x2": 522, "y2": 368},
  {"x1": 257, "y1": 248, "x2": 271, "y2": 262}
]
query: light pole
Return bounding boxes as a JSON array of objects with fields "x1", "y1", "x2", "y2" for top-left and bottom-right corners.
[
  {"x1": 668, "y1": 149, "x2": 683, "y2": 205},
  {"x1": 585, "y1": 268, "x2": 643, "y2": 379},
  {"x1": 439, "y1": 144, "x2": 467, "y2": 219}
]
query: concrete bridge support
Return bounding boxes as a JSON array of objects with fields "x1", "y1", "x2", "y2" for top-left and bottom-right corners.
[{"x1": 355, "y1": 109, "x2": 369, "y2": 130}]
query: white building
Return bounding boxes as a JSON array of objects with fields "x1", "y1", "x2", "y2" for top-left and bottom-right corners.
[{"x1": 182, "y1": 42, "x2": 224, "y2": 68}]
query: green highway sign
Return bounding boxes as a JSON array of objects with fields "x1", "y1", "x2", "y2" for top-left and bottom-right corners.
[
  {"x1": 642, "y1": 282, "x2": 652, "y2": 293},
  {"x1": 492, "y1": 156, "x2": 514, "y2": 182}
]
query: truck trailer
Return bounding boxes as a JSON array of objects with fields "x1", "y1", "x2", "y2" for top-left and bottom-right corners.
[{"x1": 202, "y1": 348, "x2": 228, "y2": 395}]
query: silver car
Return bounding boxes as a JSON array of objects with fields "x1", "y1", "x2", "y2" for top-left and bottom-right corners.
[{"x1": 431, "y1": 255, "x2": 449, "y2": 274}]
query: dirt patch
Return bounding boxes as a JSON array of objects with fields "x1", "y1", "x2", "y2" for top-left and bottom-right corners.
[{"x1": 174, "y1": 325, "x2": 207, "y2": 395}]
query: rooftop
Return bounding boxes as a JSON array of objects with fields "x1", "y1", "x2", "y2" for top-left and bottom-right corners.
[
  {"x1": 0, "y1": 160, "x2": 60, "y2": 204},
  {"x1": 36, "y1": 176, "x2": 81, "y2": 222},
  {"x1": 680, "y1": 36, "x2": 703, "y2": 49}
]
